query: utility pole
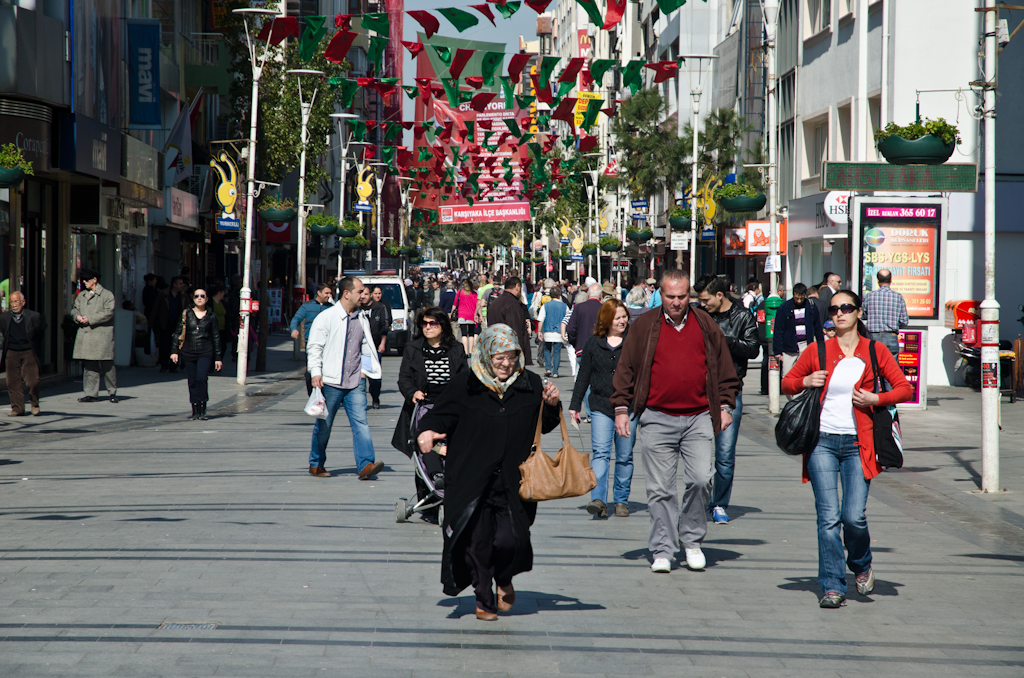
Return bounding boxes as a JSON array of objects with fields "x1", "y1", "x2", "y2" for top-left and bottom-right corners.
[{"x1": 762, "y1": 1, "x2": 781, "y2": 414}]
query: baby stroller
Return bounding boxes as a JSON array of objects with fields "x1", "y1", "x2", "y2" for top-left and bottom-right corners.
[{"x1": 395, "y1": 402, "x2": 446, "y2": 524}]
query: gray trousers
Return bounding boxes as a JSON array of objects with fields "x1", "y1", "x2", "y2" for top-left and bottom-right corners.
[
  {"x1": 83, "y1": 360, "x2": 117, "y2": 397},
  {"x1": 637, "y1": 408, "x2": 715, "y2": 558}
]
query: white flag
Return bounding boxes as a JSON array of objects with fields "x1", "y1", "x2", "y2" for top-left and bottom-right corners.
[{"x1": 163, "y1": 89, "x2": 203, "y2": 186}]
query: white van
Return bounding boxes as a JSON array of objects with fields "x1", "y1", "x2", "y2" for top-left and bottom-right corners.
[
  {"x1": 360, "y1": 275, "x2": 412, "y2": 353},
  {"x1": 417, "y1": 260, "x2": 448, "y2": 277}
]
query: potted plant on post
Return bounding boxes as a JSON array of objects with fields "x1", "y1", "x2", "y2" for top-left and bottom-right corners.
[
  {"x1": 337, "y1": 219, "x2": 360, "y2": 238},
  {"x1": 668, "y1": 205, "x2": 691, "y2": 230},
  {"x1": 258, "y1": 195, "x2": 297, "y2": 222},
  {"x1": 343, "y1": 234, "x2": 369, "y2": 251},
  {"x1": 0, "y1": 143, "x2": 33, "y2": 189},
  {"x1": 627, "y1": 227, "x2": 654, "y2": 243},
  {"x1": 306, "y1": 213, "x2": 337, "y2": 236},
  {"x1": 581, "y1": 242, "x2": 598, "y2": 256},
  {"x1": 874, "y1": 117, "x2": 960, "y2": 165},
  {"x1": 599, "y1": 236, "x2": 621, "y2": 253},
  {"x1": 716, "y1": 183, "x2": 767, "y2": 213},
  {"x1": 385, "y1": 241, "x2": 402, "y2": 257}
]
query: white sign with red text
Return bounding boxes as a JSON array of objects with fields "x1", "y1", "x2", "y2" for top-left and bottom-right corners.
[{"x1": 439, "y1": 202, "x2": 532, "y2": 224}]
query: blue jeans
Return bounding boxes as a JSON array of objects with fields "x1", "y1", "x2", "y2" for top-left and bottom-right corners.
[
  {"x1": 807, "y1": 433, "x2": 872, "y2": 596},
  {"x1": 708, "y1": 392, "x2": 742, "y2": 510},
  {"x1": 544, "y1": 342, "x2": 562, "y2": 375},
  {"x1": 310, "y1": 380, "x2": 375, "y2": 471},
  {"x1": 590, "y1": 411, "x2": 636, "y2": 504}
]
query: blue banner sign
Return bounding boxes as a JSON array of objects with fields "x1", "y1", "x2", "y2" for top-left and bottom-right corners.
[
  {"x1": 631, "y1": 213, "x2": 648, "y2": 221},
  {"x1": 570, "y1": 253, "x2": 584, "y2": 262},
  {"x1": 631, "y1": 199, "x2": 649, "y2": 209},
  {"x1": 126, "y1": 20, "x2": 162, "y2": 129}
]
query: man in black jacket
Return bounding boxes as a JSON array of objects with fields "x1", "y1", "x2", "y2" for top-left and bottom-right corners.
[
  {"x1": 0, "y1": 292, "x2": 45, "y2": 416},
  {"x1": 360, "y1": 285, "x2": 393, "y2": 409},
  {"x1": 695, "y1": 275, "x2": 759, "y2": 524}
]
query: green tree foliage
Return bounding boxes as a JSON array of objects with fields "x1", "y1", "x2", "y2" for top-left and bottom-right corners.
[
  {"x1": 680, "y1": 107, "x2": 752, "y2": 188},
  {"x1": 610, "y1": 88, "x2": 686, "y2": 199}
]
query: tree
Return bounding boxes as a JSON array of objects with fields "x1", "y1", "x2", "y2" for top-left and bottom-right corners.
[
  {"x1": 680, "y1": 107, "x2": 752, "y2": 191},
  {"x1": 610, "y1": 89, "x2": 686, "y2": 200}
]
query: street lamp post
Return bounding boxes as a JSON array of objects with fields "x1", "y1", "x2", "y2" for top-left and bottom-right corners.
[
  {"x1": 370, "y1": 163, "x2": 388, "y2": 271},
  {"x1": 231, "y1": 7, "x2": 278, "y2": 386},
  {"x1": 760, "y1": 0, "x2": 781, "y2": 413},
  {"x1": 287, "y1": 68, "x2": 324, "y2": 312},
  {"x1": 329, "y1": 113, "x2": 359, "y2": 278},
  {"x1": 677, "y1": 54, "x2": 718, "y2": 279}
]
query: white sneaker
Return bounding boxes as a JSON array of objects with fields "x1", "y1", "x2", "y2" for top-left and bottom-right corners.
[
  {"x1": 684, "y1": 547, "x2": 706, "y2": 570},
  {"x1": 650, "y1": 557, "x2": 671, "y2": 573}
]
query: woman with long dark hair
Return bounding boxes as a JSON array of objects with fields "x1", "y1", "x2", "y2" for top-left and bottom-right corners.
[
  {"x1": 171, "y1": 287, "x2": 223, "y2": 420},
  {"x1": 453, "y1": 279, "x2": 480, "y2": 354},
  {"x1": 783, "y1": 290, "x2": 912, "y2": 608}
]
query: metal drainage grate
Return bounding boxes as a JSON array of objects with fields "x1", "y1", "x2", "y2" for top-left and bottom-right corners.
[{"x1": 158, "y1": 623, "x2": 217, "y2": 631}]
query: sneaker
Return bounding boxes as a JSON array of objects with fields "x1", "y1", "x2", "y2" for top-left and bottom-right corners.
[
  {"x1": 819, "y1": 591, "x2": 847, "y2": 608},
  {"x1": 684, "y1": 547, "x2": 706, "y2": 570},
  {"x1": 544, "y1": 370, "x2": 552, "y2": 377},
  {"x1": 711, "y1": 506, "x2": 730, "y2": 524},
  {"x1": 650, "y1": 557, "x2": 671, "y2": 573},
  {"x1": 856, "y1": 568, "x2": 875, "y2": 596}
]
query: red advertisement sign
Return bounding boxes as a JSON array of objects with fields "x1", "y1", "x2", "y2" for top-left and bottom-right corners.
[
  {"x1": 897, "y1": 330, "x2": 923, "y2": 406},
  {"x1": 859, "y1": 203, "x2": 941, "y2": 319},
  {"x1": 440, "y1": 202, "x2": 531, "y2": 224}
]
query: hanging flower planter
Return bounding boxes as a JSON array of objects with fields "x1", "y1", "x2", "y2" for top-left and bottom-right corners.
[
  {"x1": 582, "y1": 245, "x2": 599, "y2": 255},
  {"x1": 877, "y1": 134, "x2": 955, "y2": 165},
  {"x1": 0, "y1": 144, "x2": 32, "y2": 189},
  {"x1": 260, "y1": 207, "x2": 298, "y2": 222},
  {"x1": 0, "y1": 167, "x2": 26, "y2": 189},
  {"x1": 720, "y1": 194, "x2": 767, "y2": 213},
  {"x1": 627, "y1": 229, "x2": 653, "y2": 243},
  {"x1": 408, "y1": 256, "x2": 423, "y2": 264},
  {"x1": 336, "y1": 219, "x2": 360, "y2": 238}
]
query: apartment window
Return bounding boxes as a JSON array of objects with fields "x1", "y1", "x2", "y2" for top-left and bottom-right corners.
[
  {"x1": 803, "y1": 117, "x2": 828, "y2": 178},
  {"x1": 838, "y1": 0, "x2": 853, "y2": 18},
  {"x1": 807, "y1": 0, "x2": 830, "y2": 34},
  {"x1": 837, "y1": 104, "x2": 852, "y2": 161}
]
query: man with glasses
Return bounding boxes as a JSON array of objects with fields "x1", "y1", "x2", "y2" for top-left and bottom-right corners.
[
  {"x1": 72, "y1": 268, "x2": 119, "y2": 403},
  {"x1": 862, "y1": 269, "x2": 908, "y2": 357},
  {"x1": 1, "y1": 291, "x2": 45, "y2": 416}
]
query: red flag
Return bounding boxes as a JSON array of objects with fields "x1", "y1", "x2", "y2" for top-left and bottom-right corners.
[
  {"x1": 524, "y1": 0, "x2": 552, "y2": 12},
  {"x1": 415, "y1": 78, "x2": 433, "y2": 104},
  {"x1": 324, "y1": 30, "x2": 357, "y2": 64},
  {"x1": 334, "y1": 14, "x2": 353, "y2": 30},
  {"x1": 464, "y1": 76, "x2": 484, "y2": 89},
  {"x1": 579, "y1": 135, "x2": 598, "y2": 153},
  {"x1": 256, "y1": 17, "x2": 299, "y2": 46},
  {"x1": 507, "y1": 53, "x2": 531, "y2": 83},
  {"x1": 357, "y1": 77, "x2": 375, "y2": 87},
  {"x1": 449, "y1": 48, "x2": 475, "y2": 79},
  {"x1": 363, "y1": 144, "x2": 378, "y2": 160},
  {"x1": 645, "y1": 60, "x2": 679, "y2": 84},
  {"x1": 549, "y1": 189, "x2": 561, "y2": 200},
  {"x1": 558, "y1": 58, "x2": 585, "y2": 83},
  {"x1": 414, "y1": 126, "x2": 426, "y2": 141},
  {"x1": 401, "y1": 40, "x2": 425, "y2": 58},
  {"x1": 603, "y1": 0, "x2": 626, "y2": 29},
  {"x1": 407, "y1": 10, "x2": 440, "y2": 38},
  {"x1": 530, "y1": 73, "x2": 552, "y2": 104},
  {"x1": 478, "y1": 120, "x2": 493, "y2": 130},
  {"x1": 470, "y1": 3, "x2": 496, "y2": 25},
  {"x1": 471, "y1": 92, "x2": 498, "y2": 112},
  {"x1": 550, "y1": 97, "x2": 577, "y2": 124}
]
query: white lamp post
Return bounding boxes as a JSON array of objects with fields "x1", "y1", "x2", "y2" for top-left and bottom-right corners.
[
  {"x1": 231, "y1": 7, "x2": 278, "y2": 385},
  {"x1": 760, "y1": 0, "x2": 781, "y2": 413},
  {"x1": 677, "y1": 54, "x2": 718, "y2": 280},
  {"x1": 370, "y1": 162, "x2": 388, "y2": 271},
  {"x1": 329, "y1": 112, "x2": 359, "y2": 278},
  {"x1": 286, "y1": 68, "x2": 324, "y2": 309}
]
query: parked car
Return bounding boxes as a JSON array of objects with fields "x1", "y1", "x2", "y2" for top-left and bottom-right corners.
[{"x1": 360, "y1": 275, "x2": 412, "y2": 353}]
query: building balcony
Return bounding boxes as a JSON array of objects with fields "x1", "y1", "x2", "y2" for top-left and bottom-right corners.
[{"x1": 0, "y1": 5, "x2": 69, "y2": 106}]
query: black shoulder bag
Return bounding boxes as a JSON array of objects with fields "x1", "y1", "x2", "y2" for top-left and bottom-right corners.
[
  {"x1": 869, "y1": 340, "x2": 905, "y2": 469},
  {"x1": 775, "y1": 339, "x2": 828, "y2": 456}
]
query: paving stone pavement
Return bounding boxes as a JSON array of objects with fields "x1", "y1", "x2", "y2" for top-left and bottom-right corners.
[{"x1": 1, "y1": 337, "x2": 1023, "y2": 677}]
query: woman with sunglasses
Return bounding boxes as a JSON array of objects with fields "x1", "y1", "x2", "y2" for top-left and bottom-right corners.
[
  {"x1": 392, "y1": 306, "x2": 468, "y2": 513},
  {"x1": 782, "y1": 291, "x2": 912, "y2": 609},
  {"x1": 171, "y1": 287, "x2": 223, "y2": 420}
]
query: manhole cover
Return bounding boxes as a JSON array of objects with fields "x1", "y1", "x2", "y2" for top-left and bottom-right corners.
[{"x1": 158, "y1": 623, "x2": 217, "y2": 631}]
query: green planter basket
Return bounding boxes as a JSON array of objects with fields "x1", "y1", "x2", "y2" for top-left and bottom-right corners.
[
  {"x1": 669, "y1": 216, "x2": 690, "y2": 230},
  {"x1": 0, "y1": 167, "x2": 26, "y2": 189},
  {"x1": 720, "y1": 194, "x2": 767, "y2": 213},
  {"x1": 582, "y1": 246, "x2": 598, "y2": 255},
  {"x1": 307, "y1": 222, "x2": 336, "y2": 236},
  {"x1": 259, "y1": 207, "x2": 297, "y2": 222},
  {"x1": 408, "y1": 256, "x2": 423, "y2": 264},
  {"x1": 600, "y1": 243, "x2": 620, "y2": 253},
  {"x1": 877, "y1": 134, "x2": 955, "y2": 165},
  {"x1": 627, "y1": 230, "x2": 653, "y2": 243},
  {"x1": 336, "y1": 227, "x2": 358, "y2": 238}
]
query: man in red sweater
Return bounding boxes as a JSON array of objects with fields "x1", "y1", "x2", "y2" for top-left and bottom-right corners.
[{"x1": 611, "y1": 270, "x2": 739, "y2": 574}]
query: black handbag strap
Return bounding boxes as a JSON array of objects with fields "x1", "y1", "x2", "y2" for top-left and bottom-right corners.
[
  {"x1": 868, "y1": 340, "x2": 890, "y2": 395},
  {"x1": 817, "y1": 336, "x2": 827, "y2": 376}
]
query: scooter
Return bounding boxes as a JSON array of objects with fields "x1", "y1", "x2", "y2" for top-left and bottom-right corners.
[{"x1": 953, "y1": 333, "x2": 981, "y2": 389}]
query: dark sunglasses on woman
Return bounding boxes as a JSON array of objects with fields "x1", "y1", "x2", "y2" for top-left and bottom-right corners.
[
  {"x1": 421, "y1": 320, "x2": 441, "y2": 328},
  {"x1": 194, "y1": 294, "x2": 207, "y2": 299},
  {"x1": 828, "y1": 303, "x2": 857, "y2": 317}
]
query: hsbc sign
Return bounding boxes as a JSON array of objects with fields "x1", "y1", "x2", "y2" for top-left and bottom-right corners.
[{"x1": 823, "y1": 192, "x2": 853, "y2": 225}]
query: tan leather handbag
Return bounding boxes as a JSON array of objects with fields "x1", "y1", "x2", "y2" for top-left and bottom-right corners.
[{"x1": 519, "y1": 407, "x2": 596, "y2": 501}]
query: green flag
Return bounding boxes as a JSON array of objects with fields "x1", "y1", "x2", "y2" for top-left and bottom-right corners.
[
  {"x1": 622, "y1": 59, "x2": 646, "y2": 95},
  {"x1": 441, "y1": 78, "x2": 460, "y2": 107},
  {"x1": 433, "y1": 45, "x2": 453, "y2": 67},
  {"x1": 520, "y1": 133, "x2": 534, "y2": 144},
  {"x1": 361, "y1": 12, "x2": 389, "y2": 34},
  {"x1": 384, "y1": 122, "x2": 402, "y2": 141},
  {"x1": 329, "y1": 77, "x2": 360, "y2": 108},
  {"x1": 351, "y1": 122, "x2": 366, "y2": 142},
  {"x1": 437, "y1": 7, "x2": 479, "y2": 32},
  {"x1": 500, "y1": 76, "x2": 514, "y2": 106},
  {"x1": 582, "y1": 98, "x2": 603, "y2": 129},
  {"x1": 299, "y1": 16, "x2": 327, "y2": 62},
  {"x1": 503, "y1": 118, "x2": 521, "y2": 138},
  {"x1": 481, "y1": 52, "x2": 504, "y2": 87},
  {"x1": 589, "y1": 59, "x2": 616, "y2": 86},
  {"x1": 515, "y1": 95, "x2": 535, "y2": 109},
  {"x1": 458, "y1": 89, "x2": 473, "y2": 104},
  {"x1": 538, "y1": 56, "x2": 559, "y2": 88},
  {"x1": 575, "y1": 0, "x2": 603, "y2": 26},
  {"x1": 367, "y1": 35, "x2": 388, "y2": 69},
  {"x1": 655, "y1": 0, "x2": 687, "y2": 13},
  {"x1": 466, "y1": 120, "x2": 476, "y2": 140},
  {"x1": 381, "y1": 146, "x2": 396, "y2": 171},
  {"x1": 402, "y1": 85, "x2": 419, "y2": 100},
  {"x1": 556, "y1": 80, "x2": 574, "y2": 99},
  {"x1": 418, "y1": 146, "x2": 433, "y2": 161},
  {"x1": 495, "y1": 1, "x2": 521, "y2": 19}
]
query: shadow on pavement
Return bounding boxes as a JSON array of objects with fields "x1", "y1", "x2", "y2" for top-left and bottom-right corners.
[
  {"x1": 778, "y1": 575, "x2": 903, "y2": 601},
  {"x1": 439, "y1": 591, "x2": 606, "y2": 618}
]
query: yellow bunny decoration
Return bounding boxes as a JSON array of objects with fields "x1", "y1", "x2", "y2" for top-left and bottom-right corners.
[
  {"x1": 599, "y1": 207, "x2": 610, "y2": 234},
  {"x1": 569, "y1": 225, "x2": 584, "y2": 253},
  {"x1": 695, "y1": 173, "x2": 722, "y2": 224},
  {"x1": 356, "y1": 166, "x2": 375, "y2": 204},
  {"x1": 209, "y1": 152, "x2": 239, "y2": 219}
]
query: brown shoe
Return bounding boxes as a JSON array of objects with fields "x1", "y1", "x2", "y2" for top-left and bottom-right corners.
[
  {"x1": 31, "y1": 406, "x2": 40, "y2": 416},
  {"x1": 359, "y1": 461, "x2": 384, "y2": 480},
  {"x1": 7, "y1": 410, "x2": 23, "y2": 417},
  {"x1": 614, "y1": 503, "x2": 630, "y2": 517},
  {"x1": 475, "y1": 608, "x2": 498, "y2": 621},
  {"x1": 497, "y1": 584, "x2": 515, "y2": 612},
  {"x1": 312, "y1": 466, "x2": 330, "y2": 477}
]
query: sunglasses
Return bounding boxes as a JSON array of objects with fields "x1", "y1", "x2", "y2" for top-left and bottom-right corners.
[
  {"x1": 194, "y1": 294, "x2": 207, "y2": 299},
  {"x1": 828, "y1": 303, "x2": 858, "y2": 317},
  {"x1": 420, "y1": 320, "x2": 441, "y2": 328}
]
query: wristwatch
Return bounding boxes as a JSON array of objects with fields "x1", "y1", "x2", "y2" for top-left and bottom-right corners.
[{"x1": 721, "y1": 405, "x2": 734, "y2": 415}]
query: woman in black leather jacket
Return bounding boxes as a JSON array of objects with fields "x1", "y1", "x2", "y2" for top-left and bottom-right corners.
[{"x1": 172, "y1": 287, "x2": 223, "y2": 420}]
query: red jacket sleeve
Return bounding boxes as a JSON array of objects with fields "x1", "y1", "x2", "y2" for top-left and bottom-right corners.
[
  {"x1": 781, "y1": 343, "x2": 820, "y2": 395},
  {"x1": 873, "y1": 344, "x2": 914, "y2": 407}
]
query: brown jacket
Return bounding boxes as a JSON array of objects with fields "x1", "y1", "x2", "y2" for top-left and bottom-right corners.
[{"x1": 610, "y1": 305, "x2": 740, "y2": 434}]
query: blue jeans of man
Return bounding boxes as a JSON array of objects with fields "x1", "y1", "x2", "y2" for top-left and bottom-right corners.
[
  {"x1": 589, "y1": 411, "x2": 636, "y2": 504},
  {"x1": 310, "y1": 379, "x2": 375, "y2": 471},
  {"x1": 807, "y1": 432, "x2": 872, "y2": 596},
  {"x1": 543, "y1": 342, "x2": 562, "y2": 375},
  {"x1": 708, "y1": 392, "x2": 742, "y2": 510}
]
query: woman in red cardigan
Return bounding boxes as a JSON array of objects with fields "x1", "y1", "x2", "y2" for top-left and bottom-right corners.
[{"x1": 782, "y1": 290, "x2": 912, "y2": 609}]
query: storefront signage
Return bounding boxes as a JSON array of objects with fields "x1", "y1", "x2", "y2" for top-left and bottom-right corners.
[
  {"x1": 858, "y1": 203, "x2": 941, "y2": 319},
  {"x1": 126, "y1": 20, "x2": 162, "y2": 129},
  {"x1": 439, "y1": 201, "x2": 531, "y2": 225},
  {"x1": 745, "y1": 220, "x2": 787, "y2": 254},
  {"x1": 823, "y1": 191, "x2": 852, "y2": 225},
  {"x1": 630, "y1": 199, "x2": 648, "y2": 209},
  {"x1": 210, "y1": 153, "x2": 241, "y2": 232},
  {"x1": 0, "y1": 114, "x2": 52, "y2": 172},
  {"x1": 164, "y1": 186, "x2": 199, "y2": 230},
  {"x1": 723, "y1": 227, "x2": 746, "y2": 256},
  {"x1": 897, "y1": 330, "x2": 925, "y2": 407},
  {"x1": 59, "y1": 113, "x2": 122, "y2": 182},
  {"x1": 822, "y1": 162, "x2": 978, "y2": 193}
]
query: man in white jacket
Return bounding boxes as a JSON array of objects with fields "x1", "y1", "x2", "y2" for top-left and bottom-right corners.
[{"x1": 307, "y1": 276, "x2": 383, "y2": 479}]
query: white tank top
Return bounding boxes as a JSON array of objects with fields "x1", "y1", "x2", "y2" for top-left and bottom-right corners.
[{"x1": 819, "y1": 357, "x2": 866, "y2": 435}]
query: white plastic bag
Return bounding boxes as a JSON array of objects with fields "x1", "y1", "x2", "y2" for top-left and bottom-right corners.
[{"x1": 304, "y1": 386, "x2": 328, "y2": 419}]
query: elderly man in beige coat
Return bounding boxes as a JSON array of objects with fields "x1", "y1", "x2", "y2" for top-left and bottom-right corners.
[{"x1": 72, "y1": 268, "x2": 118, "y2": 403}]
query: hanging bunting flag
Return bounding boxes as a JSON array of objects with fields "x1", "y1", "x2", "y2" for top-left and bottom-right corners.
[
  {"x1": 579, "y1": 135, "x2": 599, "y2": 153},
  {"x1": 471, "y1": 92, "x2": 498, "y2": 112},
  {"x1": 645, "y1": 60, "x2": 679, "y2": 84},
  {"x1": 256, "y1": 17, "x2": 299, "y2": 45},
  {"x1": 466, "y1": 121, "x2": 476, "y2": 141},
  {"x1": 402, "y1": 40, "x2": 425, "y2": 58},
  {"x1": 524, "y1": 0, "x2": 552, "y2": 12},
  {"x1": 575, "y1": 0, "x2": 603, "y2": 27},
  {"x1": 550, "y1": 97, "x2": 577, "y2": 124},
  {"x1": 431, "y1": 84, "x2": 446, "y2": 98},
  {"x1": 465, "y1": 76, "x2": 484, "y2": 89},
  {"x1": 555, "y1": 81, "x2": 574, "y2": 100},
  {"x1": 558, "y1": 58, "x2": 586, "y2": 83},
  {"x1": 328, "y1": 77, "x2": 360, "y2": 108},
  {"x1": 441, "y1": 78, "x2": 461, "y2": 108},
  {"x1": 458, "y1": 89, "x2": 473, "y2": 104},
  {"x1": 507, "y1": 53, "x2": 531, "y2": 83},
  {"x1": 402, "y1": 85, "x2": 419, "y2": 100},
  {"x1": 589, "y1": 59, "x2": 616, "y2": 86},
  {"x1": 449, "y1": 48, "x2": 476, "y2": 79},
  {"x1": 437, "y1": 7, "x2": 479, "y2": 32},
  {"x1": 481, "y1": 51, "x2": 503, "y2": 86},
  {"x1": 363, "y1": 144, "x2": 378, "y2": 161},
  {"x1": 581, "y1": 98, "x2": 603, "y2": 128},
  {"x1": 384, "y1": 123, "x2": 403, "y2": 141},
  {"x1": 503, "y1": 118, "x2": 522, "y2": 138},
  {"x1": 407, "y1": 10, "x2": 441, "y2": 38},
  {"x1": 655, "y1": 0, "x2": 687, "y2": 13},
  {"x1": 515, "y1": 95, "x2": 535, "y2": 109},
  {"x1": 495, "y1": 1, "x2": 521, "y2": 19},
  {"x1": 414, "y1": 77, "x2": 433, "y2": 104},
  {"x1": 299, "y1": 16, "x2": 327, "y2": 62},
  {"x1": 361, "y1": 12, "x2": 389, "y2": 34},
  {"x1": 538, "y1": 56, "x2": 559, "y2": 88},
  {"x1": 470, "y1": 3, "x2": 496, "y2": 25},
  {"x1": 621, "y1": 59, "x2": 646, "y2": 95},
  {"x1": 367, "y1": 35, "x2": 389, "y2": 70},
  {"x1": 500, "y1": 76, "x2": 514, "y2": 106},
  {"x1": 351, "y1": 123, "x2": 366, "y2": 142},
  {"x1": 603, "y1": 0, "x2": 626, "y2": 29},
  {"x1": 433, "y1": 45, "x2": 454, "y2": 67},
  {"x1": 334, "y1": 14, "x2": 353, "y2": 30},
  {"x1": 530, "y1": 73, "x2": 553, "y2": 104},
  {"x1": 324, "y1": 30, "x2": 357, "y2": 64}
]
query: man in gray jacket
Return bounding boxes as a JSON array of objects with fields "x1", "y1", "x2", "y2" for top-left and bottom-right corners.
[{"x1": 72, "y1": 268, "x2": 118, "y2": 403}]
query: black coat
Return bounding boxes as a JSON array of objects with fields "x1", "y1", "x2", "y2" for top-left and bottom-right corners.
[
  {"x1": 487, "y1": 290, "x2": 533, "y2": 365},
  {"x1": 362, "y1": 300, "x2": 392, "y2": 347},
  {"x1": 172, "y1": 308, "x2": 223, "y2": 359},
  {"x1": 390, "y1": 337, "x2": 468, "y2": 457},
  {"x1": 569, "y1": 333, "x2": 627, "y2": 418},
  {"x1": 707, "y1": 301, "x2": 760, "y2": 383},
  {"x1": 0, "y1": 309, "x2": 45, "y2": 370},
  {"x1": 420, "y1": 369, "x2": 560, "y2": 597}
]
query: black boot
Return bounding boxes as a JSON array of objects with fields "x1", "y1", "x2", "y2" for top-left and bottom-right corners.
[
  {"x1": 189, "y1": 403, "x2": 198, "y2": 420},
  {"x1": 199, "y1": 402, "x2": 208, "y2": 420}
]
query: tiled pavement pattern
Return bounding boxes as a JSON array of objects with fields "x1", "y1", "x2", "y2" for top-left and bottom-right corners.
[{"x1": 1, "y1": 337, "x2": 1022, "y2": 677}]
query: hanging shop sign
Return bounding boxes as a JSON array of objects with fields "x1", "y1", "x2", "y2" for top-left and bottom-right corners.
[
  {"x1": 58, "y1": 113, "x2": 122, "y2": 182},
  {"x1": 440, "y1": 201, "x2": 531, "y2": 224},
  {"x1": 722, "y1": 227, "x2": 746, "y2": 256},
  {"x1": 630, "y1": 199, "x2": 648, "y2": 209},
  {"x1": 210, "y1": 152, "x2": 241, "y2": 232},
  {"x1": 745, "y1": 220, "x2": 788, "y2": 255},
  {"x1": 126, "y1": 20, "x2": 162, "y2": 129}
]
